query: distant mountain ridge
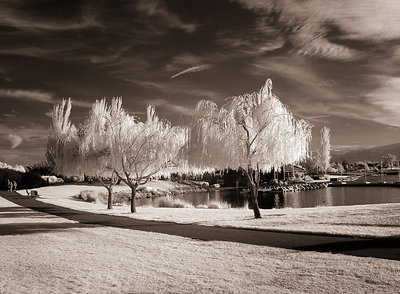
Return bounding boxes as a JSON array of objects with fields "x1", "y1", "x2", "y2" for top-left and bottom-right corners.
[{"x1": 331, "y1": 143, "x2": 400, "y2": 163}]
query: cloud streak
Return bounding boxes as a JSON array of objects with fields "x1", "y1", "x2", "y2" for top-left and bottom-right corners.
[
  {"x1": 0, "y1": 2, "x2": 100, "y2": 32},
  {"x1": 135, "y1": 0, "x2": 198, "y2": 33},
  {"x1": 0, "y1": 89, "x2": 54, "y2": 103},
  {"x1": 171, "y1": 64, "x2": 212, "y2": 79},
  {"x1": 0, "y1": 88, "x2": 92, "y2": 108}
]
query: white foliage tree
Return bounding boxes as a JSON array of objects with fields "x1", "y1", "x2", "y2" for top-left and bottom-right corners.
[
  {"x1": 188, "y1": 79, "x2": 312, "y2": 218},
  {"x1": 47, "y1": 98, "x2": 79, "y2": 177},
  {"x1": 317, "y1": 126, "x2": 331, "y2": 174},
  {"x1": 110, "y1": 103, "x2": 188, "y2": 213},
  {"x1": 48, "y1": 98, "x2": 188, "y2": 213},
  {"x1": 79, "y1": 98, "x2": 119, "y2": 209}
]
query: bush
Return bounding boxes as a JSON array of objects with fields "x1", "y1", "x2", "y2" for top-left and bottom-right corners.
[
  {"x1": 207, "y1": 200, "x2": 231, "y2": 209},
  {"x1": 156, "y1": 196, "x2": 193, "y2": 208},
  {"x1": 195, "y1": 204, "x2": 208, "y2": 209},
  {"x1": 76, "y1": 190, "x2": 98, "y2": 203}
]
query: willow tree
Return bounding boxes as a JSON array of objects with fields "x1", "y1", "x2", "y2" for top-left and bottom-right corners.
[
  {"x1": 46, "y1": 98, "x2": 80, "y2": 177},
  {"x1": 103, "y1": 100, "x2": 188, "y2": 213},
  {"x1": 48, "y1": 98, "x2": 188, "y2": 212},
  {"x1": 188, "y1": 79, "x2": 312, "y2": 218},
  {"x1": 317, "y1": 126, "x2": 331, "y2": 174},
  {"x1": 78, "y1": 98, "x2": 120, "y2": 209}
]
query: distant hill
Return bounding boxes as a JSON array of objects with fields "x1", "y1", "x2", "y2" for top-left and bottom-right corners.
[{"x1": 331, "y1": 143, "x2": 400, "y2": 163}]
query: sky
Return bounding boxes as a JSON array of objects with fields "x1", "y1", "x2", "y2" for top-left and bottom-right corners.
[{"x1": 1, "y1": 0, "x2": 400, "y2": 165}]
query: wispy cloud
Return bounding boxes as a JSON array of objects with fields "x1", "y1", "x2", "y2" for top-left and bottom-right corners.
[
  {"x1": 0, "y1": 2, "x2": 100, "y2": 32},
  {"x1": 135, "y1": 0, "x2": 198, "y2": 33},
  {"x1": 216, "y1": 19, "x2": 285, "y2": 55},
  {"x1": 150, "y1": 99, "x2": 194, "y2": 116},
  {"x1": 331, "y1": 144, "x2": 364, "y2": 152},
  {"x1": 0, "y1": 89, "x2": 54, "y2": 103},
  {"x1": 1, "y1": 134, "x2": 22, "y2": 149},
  {"x1": 0, "y1": 122, "x2": 49, "y2": 164},
  {"x1": 0, "y1": 88, "x2": 92, "y2": 108},
  {"x1": 165, "y1": 53, "x2": 206, "y2": 72},
  {"x1": 365, "y1": 76, "x2": 400, "y2": 127},
  {"x1": 250, "y1": 55, "x2": 340, "y2": 106},
  {"x1": 234, "y1": 0, "x2": 400, "y2": 61}
]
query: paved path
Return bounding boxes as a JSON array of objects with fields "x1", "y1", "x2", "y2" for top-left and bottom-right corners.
[{"x1": 1, "y1": 191, "x2": 399, "y2": 260}]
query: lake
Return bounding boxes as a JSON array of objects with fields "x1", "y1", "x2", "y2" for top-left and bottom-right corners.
[{"x1": 138, "y1": 187, "x2": 400, "y2": 209}]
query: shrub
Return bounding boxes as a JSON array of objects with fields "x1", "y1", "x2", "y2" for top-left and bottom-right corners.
[
  {"x1": 196, "y1": 204, "x2": 208, "y2": 209},
  {"x1": 207, "y1": 200, "x2": 231, "y2": 209},
  {"x1": 76, "y1": 190, "x2": 97, "y2": 203},
  {"x1": 156, "y1": 196, "x2": 193, "y2": 208}
]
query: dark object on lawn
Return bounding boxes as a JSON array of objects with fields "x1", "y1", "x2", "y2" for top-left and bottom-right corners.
[{"x1": 26, "y1": 189, "x2": 39, "y2": 198}]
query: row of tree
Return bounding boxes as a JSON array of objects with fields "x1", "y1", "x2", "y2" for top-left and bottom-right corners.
[{"x1": 46, "y1": 79, "x2": 312, "y2": 218}]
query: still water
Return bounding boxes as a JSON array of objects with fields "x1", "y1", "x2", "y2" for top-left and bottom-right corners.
[{"x1": 138, "y1": 187, "x2": 400, "y2": 209}]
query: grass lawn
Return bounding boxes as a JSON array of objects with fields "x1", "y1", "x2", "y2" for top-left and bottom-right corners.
[
  {"x1": 19, "y1": 183, "x2": 400, "y2": 238},
  {"x1": 1, "y1": 196, "x2": 399, "y2": 294}
]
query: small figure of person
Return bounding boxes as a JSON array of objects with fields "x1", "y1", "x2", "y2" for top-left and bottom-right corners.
[
  {"x1": 7, "y1": 179, "x2": 12, "y2": 192},
  {"x1": 13, "y1": 180, "x2": 17, "y2": 191}
]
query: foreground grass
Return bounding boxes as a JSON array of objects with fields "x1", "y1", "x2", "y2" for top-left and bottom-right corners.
[
  {"x1": 20, "y1": 184, "x2": 400, "y2": 238},
  {"x1": 1, "y1": 197, "x2": 399, "y2": 294}
]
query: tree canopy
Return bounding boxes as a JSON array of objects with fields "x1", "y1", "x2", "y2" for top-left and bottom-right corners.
[{"x1": 187, "y1": 79, "x2": 312, "y2": 218}]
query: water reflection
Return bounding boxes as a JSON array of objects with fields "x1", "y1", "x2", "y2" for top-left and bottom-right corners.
[
  {"x1": 258, "y1": 187, "x2": 400, "y2": 209},
  {"x1": 137, "y1": 187, "x2": 400, "y2": 209}
]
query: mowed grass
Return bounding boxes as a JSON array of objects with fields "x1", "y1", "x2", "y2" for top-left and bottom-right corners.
[{"x1": 0, "y1": 197, "x2": 399, "y2": 294}]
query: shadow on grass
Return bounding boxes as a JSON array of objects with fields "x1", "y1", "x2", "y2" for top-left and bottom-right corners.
[
  {"x1": 0, "y1": 222, "x2": 96, "y2": 236},
  {"x1": 0, "y1": 207, "x2": 29, "y2": 213},
  {"x1": 294, "y1": 237, "x2": 400, "y2": 256},
  {"x1": 0, "y1": 212, "x2": 57, "y2": 218}
]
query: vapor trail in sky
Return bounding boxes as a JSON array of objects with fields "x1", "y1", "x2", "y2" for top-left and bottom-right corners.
[{"x1": 171, "y1": 64, "x2": 212, "y2": 79}]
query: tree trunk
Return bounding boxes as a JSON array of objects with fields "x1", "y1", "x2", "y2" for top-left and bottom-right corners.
[
  {"x1": 242, "y1": 167, "x2": 262, "y2": 219},
  {"x1": 249, "y1": 181, "x2": 261, "y2": 219},
  {"x1": 99, "y1": 178, "x2": 113, "y2": 210},
  {"x1": 107, "y1": 186, "x2": 113, "y2": 210},
  {"x1": 130, "y1": 185, "x2": 137, "y2": 213}
]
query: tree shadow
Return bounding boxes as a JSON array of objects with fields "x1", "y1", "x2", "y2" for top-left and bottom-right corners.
[
  {"x1": 0, "y1": 222, "x2": 96, "y2": 236},
  {"x1": 0, "y1": 206, "x2": 61, "y2": 219},
  {"x1": 0, "y1": 207, "x2": 28, "y2": 213},
  {"x1": 295, "y1": 237, "x2": 400, "y2": 251},
  {"x1": 0, "y1": 212, "x2": 55, "y2": 218}
]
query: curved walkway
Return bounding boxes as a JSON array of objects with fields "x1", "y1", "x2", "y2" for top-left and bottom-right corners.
[{"x1": 1, "y1": 191, "x2": 399, "y2": 260}]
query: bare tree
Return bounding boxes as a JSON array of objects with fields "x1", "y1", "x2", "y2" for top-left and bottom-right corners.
[
  {"x1": 317, "y1": 126, "x2": 331, "y2": 175},
  {"x1": 188, "y1": 79, "x2": 312, "y2": 218}
]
